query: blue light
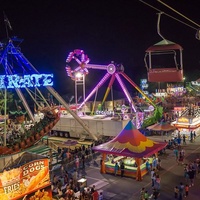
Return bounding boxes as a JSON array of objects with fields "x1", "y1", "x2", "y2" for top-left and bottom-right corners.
[{"x1": 0, "y1": 74, "x2": 53, "y2": 88}]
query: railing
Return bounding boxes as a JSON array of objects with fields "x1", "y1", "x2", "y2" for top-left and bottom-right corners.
[{"x1": 48, "y1": 141, "x2": 58, "y2": 152}]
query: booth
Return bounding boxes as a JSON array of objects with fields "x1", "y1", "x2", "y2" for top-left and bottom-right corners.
[
  {"x1": 93, "y1": 121, "x2": 167, "y2": 181},
  {"x1": 105, "y1": 155, "x2": 154, "y2": 178}
]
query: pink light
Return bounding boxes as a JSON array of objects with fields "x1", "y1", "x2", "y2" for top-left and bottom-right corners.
[
  {"x1": 115, "y1": 73, "x2": 136, "y2": 112},
  {"x1": 78, "y1": 73, "x2": 111, "y2": 109}
]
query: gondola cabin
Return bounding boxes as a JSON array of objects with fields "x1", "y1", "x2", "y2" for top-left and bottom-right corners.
[{"x1": 145, "y1": 39, "x2": 184, "y2": 82}]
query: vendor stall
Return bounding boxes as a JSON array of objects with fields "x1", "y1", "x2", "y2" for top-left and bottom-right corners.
[
  {"x1": 93, "y1": 121, "x2": 167, "y2": 181},
  {"x1": 105, "y1": 155, "x2": 153, "y2": 178},
  {"x1": 171, "y1": 115, "x2": 200, "y2": 139}
]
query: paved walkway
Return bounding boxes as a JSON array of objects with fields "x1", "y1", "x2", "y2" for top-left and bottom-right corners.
[
  {"x1": 48, "y1": 136, "x2": 200, "y2": 200},
  {"x1": 51, "y1": 135, "x2": 200, "y2": 199}
]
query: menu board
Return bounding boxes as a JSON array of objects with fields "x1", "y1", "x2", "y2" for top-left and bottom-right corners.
[{"x1": 0, "y1": 159, "x2": 51, "y2": 200}]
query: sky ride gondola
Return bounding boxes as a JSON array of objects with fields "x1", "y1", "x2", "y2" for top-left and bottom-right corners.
[{"x1": 145, "y1": 13, "x2": 184, "y2": 83}]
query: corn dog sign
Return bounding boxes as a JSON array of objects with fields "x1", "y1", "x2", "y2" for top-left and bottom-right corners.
[{"x1": 0, "y1": 159, "x2": 51, "y2": 200}]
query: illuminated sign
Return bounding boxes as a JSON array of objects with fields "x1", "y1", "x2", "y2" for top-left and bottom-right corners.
[
  {"x1": 96, "y1": 110, "x2": 114, "y2": 115},
  {"x1": 0, "y1": 74, "x2": 53, "y2": 88},
  {"x1": 191, "y1": 81, "x2": 200, "y2": 86},
  {"x1": 0, "y1": 159, "x2": 50, "y2": 200},
  {"x1": 178, "y1": 117, "x2": 189, "y2": 123}
]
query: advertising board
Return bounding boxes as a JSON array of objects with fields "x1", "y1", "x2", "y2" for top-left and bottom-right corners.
[{"x1": 0, "y1": 159, "x2": 51, "y2": 200}]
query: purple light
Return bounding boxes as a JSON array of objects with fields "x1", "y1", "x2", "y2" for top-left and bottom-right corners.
[
  {"x1": 78, "y1": 73, "x2": 111, "y2": 109},
  {"x1": 115, "y1": 73, "x2": 136, "y2": 112}
]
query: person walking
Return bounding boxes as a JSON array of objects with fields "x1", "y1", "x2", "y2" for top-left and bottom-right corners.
[
  {"x1": 184, "y1": 184, "x2": 189, "y2": 197},
  {"x1": 182, "y1": 134, "x2": 186, "y2": 145},
  {"x1": 193, "y1": 131, "x2": 196, "y2": 141},
  {"x1": 151, "y1": 169, "x2": 156, "y2": 187},
  {"x1": 174, "y1": 186, "x2": 179, "y2": 199},
  {"x1": 120, "y1": 161, "x2": 125, "y2": 177},
  {"x1": 155, "y1": 174, "x2": 161, "y2": 191},
  {"x1": 144, "y1": 191, "x2": 149, "y2": 200},
  {"x1": 114, "y1": 162, "x2": 119, "y2": 176},
  {"x1": 140, "y1": 187, "x2": 145, "y2": 200},
  {"x1": 146, "y1": 159, "x2": 151, "y2": 174},
  {"x1": 173, "y1": 148, "x2": 179, "y2": 163},
  {"x1": 190, "y1": 131, "x2": 193, "y2": 143},
  {"x1": 178, "y1": 182, "x2": 184, "y2": 200},
  {"x1": 75, "y1": 155, "x2": 80, "y2": 169}
]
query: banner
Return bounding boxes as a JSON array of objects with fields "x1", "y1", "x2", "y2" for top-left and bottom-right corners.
[
  {"x1": 0, "y1": 159, "x2": 51, "y2": 200},
  {"x1": 18, "y1": 184, "x2": 52, "y2": 200}
]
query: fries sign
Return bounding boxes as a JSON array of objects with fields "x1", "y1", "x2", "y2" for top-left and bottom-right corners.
[{"x1": 0, "y1": 159, "x2": 51, "y2": 200}]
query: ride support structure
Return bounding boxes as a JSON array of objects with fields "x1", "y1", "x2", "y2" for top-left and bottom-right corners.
[{"x1": 65, "y1": 49, "x2": 156, "y2": 116}]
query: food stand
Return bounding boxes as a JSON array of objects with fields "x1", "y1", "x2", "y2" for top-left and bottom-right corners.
[
  {"x1": 171, "y1": 115, "x2": 200, "y2": 139},
  {"x1": 105, "y1": 155, "x2": 153, "y2": 178},
  {"x1": 93, "y1": 121, "x2": 167, "y2": 180}
]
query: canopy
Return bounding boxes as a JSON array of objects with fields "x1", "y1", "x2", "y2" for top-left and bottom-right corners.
[
  {"x1": 93, "y1": 121, "x2": 167, "y2": 158},
  {"x1": 146, "y1": 39, "x2": 183, "y2": 52},
  {"x1": 147, "y1": 122, "x2": 176, "y2": 132}
]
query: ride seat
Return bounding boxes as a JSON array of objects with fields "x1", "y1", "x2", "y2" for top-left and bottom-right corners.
[{"x1": 148, "y1": 68, "x2": 183, "y2": 82}]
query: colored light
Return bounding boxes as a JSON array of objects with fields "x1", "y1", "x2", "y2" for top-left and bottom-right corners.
[{"x1": 0, "y1": 74, "x2": 53, "y2": 88}]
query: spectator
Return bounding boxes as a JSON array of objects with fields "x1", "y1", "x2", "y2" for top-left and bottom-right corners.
[
  {"x1": 99, "y1": 192, "x2": 103, "y2": 200},
  {"x1": 120, "y1": 161, "x2": 125, "y2": 177},
  {"x1": 75, "y1": 155, "x2": 80, "y2": 169},
  {"x1": 114, "y1": 162, "x2": 119, "y2": 176},
  {"x1": 174, "y1": 186, "x2": 179, "y2": 199},
  {"x1": 184, "y1": 184, "x2": 189, "y2": 197},
  {"x1": 152, "y1": 188, "x2": 160, "y2": 200},
  {"x1": 178, "y1": 182, "x2": 184, "y2": 200},
  {"x1": 140, "y1": 187, "x2": 145, "y2": 200},
  {"x1": 144, "y1": 191, "x2": 149, "y2": 200},
  {"x1": 92, "y1": 190, "x2": 99, "y2": 200}
]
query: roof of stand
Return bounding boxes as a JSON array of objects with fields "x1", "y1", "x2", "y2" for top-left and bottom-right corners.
[{"x1": 92, "y1": 121, "x2": 167, "y2": 158}]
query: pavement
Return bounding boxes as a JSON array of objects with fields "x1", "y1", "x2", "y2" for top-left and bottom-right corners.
[{"x1": 50, "y1": 135, "x2": 200, "y2": 200}]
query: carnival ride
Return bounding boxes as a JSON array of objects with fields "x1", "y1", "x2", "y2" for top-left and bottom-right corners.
[
  {"x1": 53, "y1": 49, "x2": 163, "y2": 139},
  {"x1": 0, "y1": 38, "x2": 99, "y2": 156},
  {"x1": 65, "y1": 49, "x2": 156, "y2": 113},
  {"x1": 145, "y1": 13, "x2": 184, "y2": 83}
]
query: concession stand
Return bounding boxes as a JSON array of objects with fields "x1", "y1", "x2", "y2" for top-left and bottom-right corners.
[
  {"x1": 0, "y1": 152, "x2": 52, "y2": 200},
  {"x1": 93, "y1": 121, "x2": 167, "y2": 181},
  {"x1": 171, "y1": 115, "x2": 200, "y2": 139}
]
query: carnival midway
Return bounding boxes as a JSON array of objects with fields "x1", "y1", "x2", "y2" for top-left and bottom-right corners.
[{"x1": 1, "y1": 3, "x2": 200, "y2": 200}]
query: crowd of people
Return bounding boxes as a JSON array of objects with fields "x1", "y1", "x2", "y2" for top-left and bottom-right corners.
[{"x1": 50, "y1": 143, "x2": 104, "y2": 200}]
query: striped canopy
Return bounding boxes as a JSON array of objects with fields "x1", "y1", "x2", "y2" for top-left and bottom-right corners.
[
  {"x1": 147, "y1": 122, "x2": 176, "y2": 132},
  {"x1": 93, "y1": 121, "x2": 167, "y2": 158}
]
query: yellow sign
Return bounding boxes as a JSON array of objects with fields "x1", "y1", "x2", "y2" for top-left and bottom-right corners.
[
  {"x1": 0, "y1": 159, "x2": 50, "y2": 200},
  {"x1": 178, "y1": 117, "x2": 189, "y2": 123}
]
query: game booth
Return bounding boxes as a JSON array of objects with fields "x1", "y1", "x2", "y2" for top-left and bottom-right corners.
[
  {"x1": 0, "y1": 152, "x2": 52, "y2": 200},
  {"x1": 92, "y1": 121, "x2": 167, "y2": 181}
]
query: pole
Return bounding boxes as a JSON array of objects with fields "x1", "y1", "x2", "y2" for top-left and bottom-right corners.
[
  {"x1": 75, "y1": 78, "x2": 78, "y2": 114},
  {"x1": 3, "y1": 88, "x2": 7, "y2": 146}
]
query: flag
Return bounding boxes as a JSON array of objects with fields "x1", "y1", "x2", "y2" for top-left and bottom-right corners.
[{"x1": 3, "y1": 12, "x2": 13, "y2": 30}]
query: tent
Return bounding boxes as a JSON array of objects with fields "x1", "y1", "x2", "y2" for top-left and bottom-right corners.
[
  {"x1": 93, "y1": 121, "x2": 167, "y2": 181},
  {"x1": 147, "y1": 122, "x2": 176, "y2": 132}
]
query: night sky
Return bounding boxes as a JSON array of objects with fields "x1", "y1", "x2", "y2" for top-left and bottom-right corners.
[{"x1": 1, "y1": 0, "x2": 200, "y2": 98}]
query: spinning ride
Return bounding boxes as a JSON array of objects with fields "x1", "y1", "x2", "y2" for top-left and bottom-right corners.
[
  {"x1": 145, "y1": 13, "x2": 184, "y2": 82},
  {"x1": 66, "y1": 49, "x2": 156, "y2": 115}
]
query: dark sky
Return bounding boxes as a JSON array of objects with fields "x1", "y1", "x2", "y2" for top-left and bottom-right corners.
[{"x1": 1, "y1": 0, "x2": 200, "y2": 97}]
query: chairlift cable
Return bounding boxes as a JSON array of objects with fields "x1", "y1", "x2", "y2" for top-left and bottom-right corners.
[
  {"x1": 139, "y1": 0, "x2": 197, "y2": 30},
  {"x1": 157, "y1": 0, "x2": 200, "y2": 28}
]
